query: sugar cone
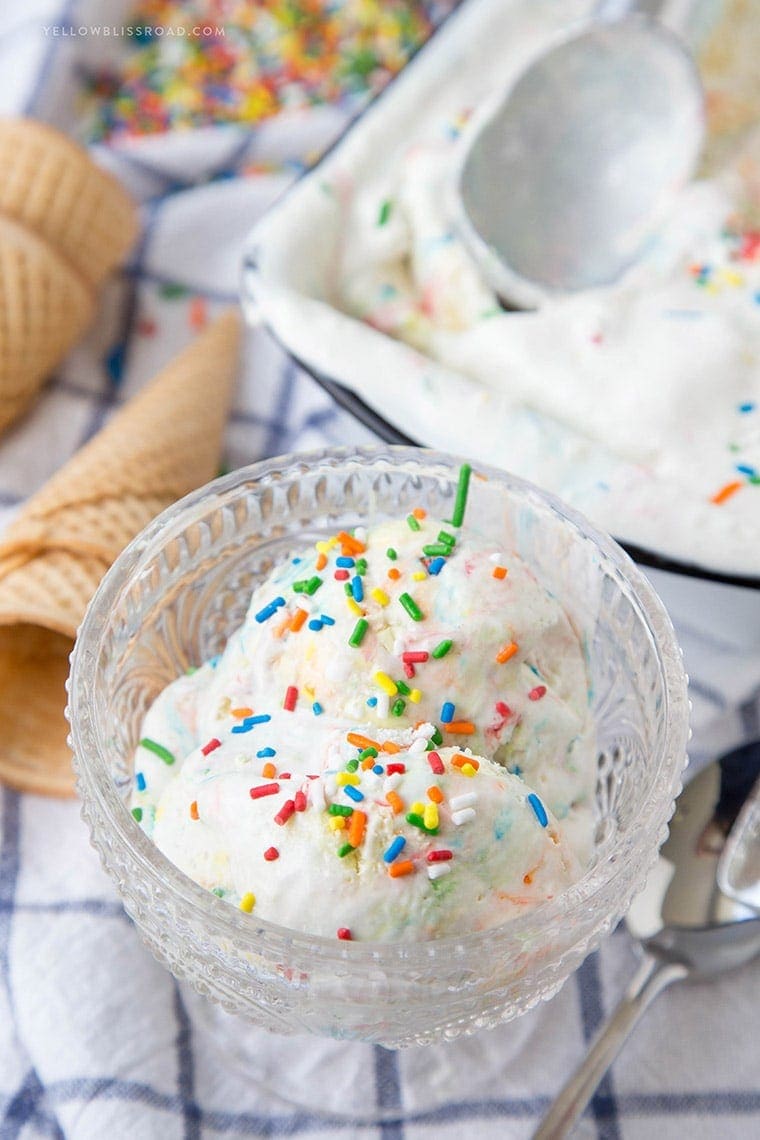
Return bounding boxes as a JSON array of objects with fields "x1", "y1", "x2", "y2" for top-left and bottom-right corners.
[
  {"x1": 0, "y1": 215, "x2": 94, "y2": 433},
  {"x1": 0, "y1": 310, "x2": 241, "y2": 796},
  {"x1": 0, "y1": 118, "x2": 139, "y2": 288}
]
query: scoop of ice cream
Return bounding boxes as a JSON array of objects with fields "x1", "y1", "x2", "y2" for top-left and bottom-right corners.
[
  {"x1": 194, "y1": 513, "x2": 595, "y2": 823},
  {"x1": 140, "y1": 722, "x2": 582, "y2": 941}
]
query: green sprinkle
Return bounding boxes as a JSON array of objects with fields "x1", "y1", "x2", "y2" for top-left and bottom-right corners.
[
  {"x1": 750, "y1": 475, "x2": 760, "y2": 486},
  {"x1": 355, "y1": 558, "x2": 367, "y2": 575},
  {"x1": 391, "y1": 697, "x2": 406, "y2": 717},
  {"x1": 359, "y1": 747, "x2": 379, "y2": 762},
  {"x1": 422, "y1": 543, "x2": 451, "y2": 557},
  {"x1": 328, "y1": 804, "x2": 354, "y2": 817},
  {"x1": 430, "y1": 726, "x2": 443, "y2": 746},
  {"x1": 186, "y1": 665, "x2": 198, "y2": 675},
  {"x1": 378, "y1": 199, "x2": 393, "y2": 226},
  {"x1": 349, "y1": 618, "x2": 369, "y2": 648},
  {"x1": 395, "y1": 679, "x2": 411, "y2": 696},
  {"x1": 438, "y1": 530, "x2": 456, "y2": 547},
  {"x1": 158, "y1": 281, "x2": 189, "y2": 299},
  {"x1": 346, "y1": 758, "x2": 359, "y2": 773},
  {"x1": 305, "y1": 576, "x2": 323, "y2": 596},
  {"x1": 451, "y1": 463, "x2": 472, "y2": 528},
  {"x1": 399, "y1": 592, "x2": 424, "y2": 621},
  {"x1": 407, "y1": 514, "x2": 421, "y2": 532},
  {"x1": 131, "y1": 807, "x2": 143, "y2": 822},
  {"x1": 212, "y1": 887, "x2": 225, "y2": 898},
  {"x1": 406, "y1": 812, "x2": 438, "y2": 836},
  {"x1": 344, "y1": 582, "x2": 353, "y2": 596},
  {"x1": 386, "y1": 547, "x2": 397, "y2": 560},
  {"x1": 139, "y1": 738, "x2": 175, "y2": 765},
  {"x1": 431, "y1": 639, "x2": 453, "y2": 659},
  {"x1": 337, "y1": 842, "x2": 355, "y2": 858},
  {"x1": 292, "y1": 580, "x2": 308, "y2": 593}
]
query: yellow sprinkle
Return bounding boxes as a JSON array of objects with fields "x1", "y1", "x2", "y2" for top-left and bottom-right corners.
[
  {"x1": 374, "y1": 671, "x2": 398, "y2": 696},
  {"x1": 315, "y1": 541, "x2": 330, "y2": 554},
  {"x1": 371, "y1": 587, "x2": 389, "y2": 606},
  {"x1": 412, "y1": 571, "x2": 427, "y2": 581},
  {"x1": 719, "y1": 268, "x2": 744, "y2": 287},
  {"x1": 461, "y1": 763, "x2": 477, "y2": 778},
  {"x1": 239, "y1": 892, "x2": 256, "y2": 913},
  {"x1": 411, "y1": 800, "x2": 425, "y2": 815},
  {"x1": 408, "y1": 688, "x2": 422, "y2": 704},
  {"x1": 337, "y1": 772, "x2": 361, "y2": 786},
  {"x1": 329, "y1": 816, "x2": 346, "y2": 831},
  {"x1": 346, "y1": 597, "x2": 364, "y2": 617},
  {"x1": 424, "y1": 802, "x2": 439, "y2": 830}
]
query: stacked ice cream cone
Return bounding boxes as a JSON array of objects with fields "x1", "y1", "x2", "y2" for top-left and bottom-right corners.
[
  {"x1": 0, "y1": 311, "x2": 242, "y2": 796},
  {"x1": 0, "y1": 117, "x2": 139, "y2": 432}
]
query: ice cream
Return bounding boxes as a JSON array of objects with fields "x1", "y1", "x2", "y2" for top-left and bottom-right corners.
[{"x1": 132, "y1": 471, "x2": 597, "y2": 940}]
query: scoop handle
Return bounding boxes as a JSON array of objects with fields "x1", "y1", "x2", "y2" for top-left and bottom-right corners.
[{"x1": 532, "y1": 952, "x2": 688, "y2": 1139}]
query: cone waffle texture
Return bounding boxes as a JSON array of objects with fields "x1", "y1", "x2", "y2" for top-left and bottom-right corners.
[
  {"x1": 0, "y1": 215, "x2": 94, "y2": 433},
  {"x1": 0, "y1": 310, "x2": 241, "y2": 796},
  {"x1": 0, "y1": 117, "x2": 140, "y2": 288}
]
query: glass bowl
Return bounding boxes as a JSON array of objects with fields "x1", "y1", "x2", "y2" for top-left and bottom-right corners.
[{"x1": 68, "y1": 445, "x2": 689, "y2": 1055}]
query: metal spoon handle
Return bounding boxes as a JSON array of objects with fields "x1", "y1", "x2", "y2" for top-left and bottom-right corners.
[{"x1": 533, "y1": 952, "x2": 689, "y2": 1139}]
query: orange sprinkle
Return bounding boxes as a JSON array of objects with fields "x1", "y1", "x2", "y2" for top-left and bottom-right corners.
[
  {"x1": 452, "y1": 753, "x2": 480, "y2": 771},
  {"x1": 412, "y1": 507, "x2": 427, "y2": 520},
  {"x1": 189, "y1": 296, "x2": 207, "y2": 331},
  {"x1": 492, "y1": 566, "x2": 508, "y2": 580},
  {"x1": 231, "y1": 706, "x2": 253, "y2": 718},
  {"x1": 316, "y1": 552, "x2": 327, "y2": 571},
  {"x1": 446, "y1": 721, "x2": 476, "y2": 735},
  {"x1": 381, "y1": 741, "x2": 401, "y2": 755},
  {"x1": 427, "y1": 785, "x2": 444, "y2": 804},
  {"x1": 348, "y1": 809, "x2": 367, "y2": 847},
  {"x1": 386, "y1": 791, "x2": 404, "y2": 815},
  {"x1": 274, "y1": 615, "x2": 291, "y2": 638},
  {"x1": 711, "y1": 480, "x2": 743, "y2": 505},
  {"x1": 496, "y1": 642, "x2": 519, "y2": 664},
  {"x1": 388, "y1": 567, "x2": 401, "y2": 580},
  {"x1": 523, "y1": 873, "x2": 533, "y2": 885},
  {"x1": 261, "y1": 762, "x2": 276, "y2": 779},
  {"x1": 290, "y1": 608, "x2": 309, "y2": 632},
  {"x1": 388, "y1": 859, "x2": 415, "y2": 878},
  {"x1": 347, "y1": 732, "x2": 381, "y2": 751},
  {"x1": 337, "y1": 531, "x2": 366, "y2": 554},
  {"x1": 189, "y1": 800, "x2": 199, "y2": 820}
]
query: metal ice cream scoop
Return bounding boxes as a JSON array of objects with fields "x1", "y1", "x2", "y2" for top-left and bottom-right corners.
[
  {"x1": 533, "y1": 745, "x2": 760, "y2": 1138},
  {"x1": 455, "y1": 1, "x2": 704, "y2": 308}
]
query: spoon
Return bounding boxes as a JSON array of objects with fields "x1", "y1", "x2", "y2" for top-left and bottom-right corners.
[
  {"x1": 455, "y1": 2, "x2": 704, "y2": 308},
  {"x1": 717, "y1": 741, "x2": 760, "y2": 912},
  {"x1": 534, "y1": 745, "x2": 760, "y2": 1139}
]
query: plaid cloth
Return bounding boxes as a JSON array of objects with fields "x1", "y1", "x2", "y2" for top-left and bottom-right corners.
[{"x1": 1, "y1": 2, "x2": 760, "y2": 1137}]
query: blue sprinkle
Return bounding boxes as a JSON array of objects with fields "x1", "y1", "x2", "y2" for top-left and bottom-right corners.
[
  {"x1": 344, "y1": 784, "x2": 364, "y2": 803},
  {"x1": 273, "y1": 596, "x2": 286, "y2": 608},
  {"x1": 257, "y1": 747, "x2": 276, "y2": 758},
  {"x1": 383, "y1": 836, "x2": 406, "y2": 863},
  {"x1": 367, "y1": 697, "x2": 378, "y2": 707},
  {"x1": 208, "y1": 654, "x2": 222, "y2": 669},
  {"x1": 351, "y1": 575, "x2": 364, "y2": 602},
  {"x1": 238, "y1": 714, "x2": 272, "y2": 729},
  {"x1": 231, "y1": 723, "x2": 253, "y2": 734},
  {"x1": 136, "y1": 772, "x2": 146, "y2": 792},
  {"x1": 320, "y1": 614, "x2": 335, "y2": 626},
  {"x1": 336, "y1": 556, "x2": 355, "y2": 568},
  {"x1": 308, "y1": 619, "x2": 323, "y2": 631},
  {"x1": 255, "y1": 600, "x2": 282, "y2": 623},
  {"x1": 372, "y1": 764, "x2": 384, "y2": 775},
  {"x1": 312, "y1": 702, "x2": 324, "y2": 716},
  {"x1": 736, "y1": 463, "x2": 757, "y2": 477},
  {"x1": 428, "y1": 557, "x2": 446, "y2": 575},
  {"x1": 292, "y1": 557, "x2": 302, "y2": 564},
  {"x1": 738, "y1": 401, "x2": 756, "y2": 414},
  {"x1": 527, "y1": 793, "x2": 548, "y2": 827},
  {"x1": 440, "y1": 701, "x2": 455, "y2": 724}
]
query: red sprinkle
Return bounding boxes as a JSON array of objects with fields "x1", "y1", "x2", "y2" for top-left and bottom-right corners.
[
  {"x1": 529, "y1": 685, "x2": 547, "y2": 702},
  {"x1": 495, "y1": 701, "x2": 512, "y2": 718},
  {"x1": 403, "y1": 662, "x2": 416, "y2": 679},
  {"x1": 334, "y1": 569, "x2": 350, "y2": 581},
  {"x1": 264, "y1": 846, "x2": 279, "y2": 861},
  {"x1": 427, "y1": 751, "x2": 444, "y2": 775},
  {"x1": 274, "y1": 799, "x2": 296, "y2": 825},
  {"x1": 250, "y1": 782, "x2": 280, "y2": 800},
  {"x1": 402, "y1": 651, "x2": 429, "y2": 663},
  {"x1": 283, "y1": 686, "x2": 298, "y2": 712},
  {"x1": 337, "y1": 928, "x2": 352, "y2": 940},
  {"x1": 280, "y1": 772, "x2": 292, "y2": 780},
  {"x1": 386, "y1": 762, "x2": 406, "y2": 775},
  {"x1": 294, "y1": 790, "x2": 307, "y2": 812},
  {"x1": 426, "y1": 849, "x2": 453, "y2": 862},
  {"x1": 201, "y1": 738, "x2": 221, "y2": 756}
]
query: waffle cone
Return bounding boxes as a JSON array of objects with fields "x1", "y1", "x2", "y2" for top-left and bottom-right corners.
[
  {"x1": 0, "y1": 310, "x2": 241, "y2": 796},
  {"x1": 0, "y1": 118, "x2": 139, "y2": 288},
  {"x1": 0, "y1": 215, "x2": 94, "y2": 433}
]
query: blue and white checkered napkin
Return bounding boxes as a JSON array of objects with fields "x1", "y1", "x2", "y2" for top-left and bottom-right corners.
[{"x1": 1, "y1": 3, "x2": 760, "y2": 1137}]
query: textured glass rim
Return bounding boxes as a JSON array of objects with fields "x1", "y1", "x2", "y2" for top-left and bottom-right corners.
[{"x1": 69, "y1": 444, "x2": 690, "y2": 966}]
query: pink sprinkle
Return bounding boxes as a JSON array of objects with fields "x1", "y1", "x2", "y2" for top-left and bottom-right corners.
[
  {"x1": 403, "y1": 662, "x2": 416, "y2": 679},
  {"x1": 386, "y1": 762, "x2": 406, "y2": 775},
  {"x1": 294, "y1": 790, "x2": 307, "y2": 812},
  {"x1": 337, "y1": 928, "x2": 352, "y2": 940},
  {"x1": 283, "y1": 686, "x2": 298, "y2": 712},
  {"x1": 264, "y1": 846, "x2": 279, "y2": 861},
  {"x1": 495, "y1": 701, "x2": 512, "y2": 718},
  {"x1": 275, "y1": 799, "x2": 296, "y2": 825},
  {"x1": 529, "y1": 685, "x2": 547, "y2": 702},
  {"x1": 427, "y1": 751, "x2": 444, "y2": 775},
  {"x1": 201, "y1": 738, "x2": 221, "y2": 756},
  {"x1": 402, "y1": 651, "x2": 429, "y2": 663},
  {"x1": 250, "y1": 782, "x2": 280, "y2": 800},
  {"x1": 426, "y1": 849, "x2": 453, "y2": 862},
  {"x1": 334, "y1": 569, "x2": 350, "y2": 581}
]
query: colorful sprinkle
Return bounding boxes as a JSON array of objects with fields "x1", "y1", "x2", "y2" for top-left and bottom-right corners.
[
  {"x1": 348, "y1": 809, "x2": 367, "y2": 847},
  {"x1": 496, "y1": 642, "x2": 519, "y2": 664},
  {"x1": 445, "y1": 721, "x2": 476, "y2": 735},
  {"x1": 337, "y1": 927, "x2": 352, "y2": 941},
  {"x1": 274, "y1": 799, "x2": 296, "y2": 825},
  {"x1": 349, "y1": 618, "x2": 369, "y2": 647},
  {"x1": 527, "y1": 793, "x2": 549, "y2": 827},
  {"x1": 431, "y1": 639, "x2": 453, "y2": 659},
  {"x1": 440, "y1": 701, "x2": 455, "y2": 724},
  {"x1": 337, "y1": 841, "x2": 354, "y2": 858},
  {"x1": 386, "y1": 547, "x2": 397, "y2": 560},
  {"x1": 264, "y1": 846, "x2": 279, "y2": 861},
  {"x1": 383, "y1": 835, "x2": 406, "y2": 863},
  {"x1": 388, "y1": 859, "x2": 415, "y2": 878},
  {"x1": 529, "y1": 686, "x2": 547, "y2": 702},
  {"x1": 250, "y1": 782, "x2": 280, "y2": 800},
  {"x1": 399, "y1": 593, "x2": 424, "y2": 621},
  {"x1": 711, "y1": 480, "x2": 743, "y2": 505},
  {"x1": 139, "y1": 738, "x2": 175, "y2": 765},
  {"x1": 135, "y1": 772, "x2": 146, "y2": 792},
  {"x1": 427, "y1": 557, "x2": 446, "y2": 575},
  {"x1": 371, "y1": 587, "x2": 390, "y2": 605},
  {"x1": 492, "y1": 566, "x2": 508, "y2": 580},
  {"x1": 407, "y1": 513, "x2": 421, "y2": 532},
  {"x1": 344, "y1": 784, "x2": 365, "y2": 802},
  {"x1": 451, "y1": 463, "x2": 472, "y2": 528},
  {"x1": 386, "y1": 790, "x2": 404, "y2": 814},
  {"x1": 131, "y1": 807, "x2": 143, "y2": 822},
  {"x1": 201, "y1": 738, "x2": 221, "y2": 756},
  {"x1": 427, "y1": 849, "x2": 453, "y2": 862},
  {"x1": 427, "y1": 751, "x2": 444, "y2": 775},
  {"x1": 283, "y1": 685, "x2": 298, "y2": 711},
  {"x1": 189, "y1": 801, "x2": 199, "y2": 820},
  {"x1": 374, "y1": 671, "x2": 398, "y2": 696},
  {"x1": 239, "y1": 892, "x2": 256, "y2": 914}
]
